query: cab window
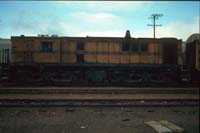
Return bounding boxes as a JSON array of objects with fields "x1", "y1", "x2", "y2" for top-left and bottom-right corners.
[{"x1": 41, "y1": 41, "x2": 53, "y2": 53}]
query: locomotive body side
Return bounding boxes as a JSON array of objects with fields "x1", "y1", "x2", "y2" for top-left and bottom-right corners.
[
  {"x1": 8, "y1": 35, "x2": 182, "y2": 86},
  {"x1": 11, "y1": 36, "x2": 182, "y2": 65}
]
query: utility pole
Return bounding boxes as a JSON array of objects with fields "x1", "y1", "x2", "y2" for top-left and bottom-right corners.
[
  {"x1": 147, "y1": 14, "x2": 163, "y2": 39},
  {"x1": 147, "y1": 14, "x2": 163, "y2": 64}
]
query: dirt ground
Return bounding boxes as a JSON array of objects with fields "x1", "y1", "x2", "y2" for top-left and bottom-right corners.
[{"x1": 0, "y1": 106, "x2": 199, "y2": 133}]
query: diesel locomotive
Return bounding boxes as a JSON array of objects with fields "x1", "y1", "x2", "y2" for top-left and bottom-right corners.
[{"x1": 0, "y1": 31, "x2": 199, "y2": 86}]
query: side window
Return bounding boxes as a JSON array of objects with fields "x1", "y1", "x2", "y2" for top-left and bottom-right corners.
[
  {"x1": 25, "y1": 40, "x2": 33, "y2": 48},
  {"x1": 131, "y1": 43, "x2": 139, "y2": 52},
  {"x1": 122, "y1": 42, "x2": 130, "y2": 51},
  {"x1": 141, "y1": 43, "x2": 148, "y2": 52},
  {"x1": 77, "y1": 41, "x2": 84, "y2": 50},
  {"x1": 41, "y1": 41, "x2": 53, "y2": 53}
]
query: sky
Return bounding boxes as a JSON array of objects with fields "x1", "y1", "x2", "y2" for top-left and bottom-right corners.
[{"x1": 0, "y1": 1, "x2": 199, "y2": 41}]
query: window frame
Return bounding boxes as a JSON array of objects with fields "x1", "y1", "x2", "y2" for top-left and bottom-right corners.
[
  {"x1": 122, "y1": 41, "x2": 130, "y2": 51},
  {"x1": 77, "y1": 41, "x2": 84, "y2": 51},
  {"x1": 25, "y1": 40, "x2": 33, "y2": 49},
  {"x1": 41, "y1": 41, "x2": 53, "y2": 53}
]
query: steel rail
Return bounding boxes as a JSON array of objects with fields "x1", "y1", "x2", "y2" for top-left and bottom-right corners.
[
  {"x1": 0, "y1": 89, "x2": 198, "y2": 94},
  {"x1": 0, "y1": 99, "x2": 198, "y2": 107}
]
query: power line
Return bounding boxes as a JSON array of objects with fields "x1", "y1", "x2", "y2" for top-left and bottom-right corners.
[{"x1": 147, "y1": 14, "x2": 163, "y2": 39}]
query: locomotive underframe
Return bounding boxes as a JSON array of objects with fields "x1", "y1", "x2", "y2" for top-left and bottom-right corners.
[{"x1": 6, "y1": 63, "x2": 181, "y2": 86}]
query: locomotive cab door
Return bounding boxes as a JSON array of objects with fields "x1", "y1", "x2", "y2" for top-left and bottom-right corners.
[{"x1": 163, "y1": 43, "x2": 178, "y2": 64}]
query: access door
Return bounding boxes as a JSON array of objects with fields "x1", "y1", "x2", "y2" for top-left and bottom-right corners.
[{"x1": 163, "y1": 43, "x2": 178, "y2": 64}]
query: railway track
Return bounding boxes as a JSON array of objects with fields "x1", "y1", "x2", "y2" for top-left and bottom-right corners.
[
  {"x1": 0, "y1": 88, "x2": 199, "y2": 94},
  {"x1": 0, "y1": 87, "x2": 199, "y2": 107},
  {"x1": 0, "y1": 99, "x2": 198, "y2": 107}
]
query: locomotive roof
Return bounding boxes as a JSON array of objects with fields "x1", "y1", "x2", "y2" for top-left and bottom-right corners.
[
  {"x1": 11, "y1": 30, "x2": 181, "y2": 42},
  {"x1": 11, "y1": 36, "x2": 180, "y2": 42}
]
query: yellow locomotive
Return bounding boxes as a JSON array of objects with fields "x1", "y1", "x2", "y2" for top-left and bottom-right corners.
[
  {"x1": 11, "y1": 31, "x2": 182, "y2": 65},
  {"x1": 6, "y1": 31, "x2": 183, "y2": 86}
]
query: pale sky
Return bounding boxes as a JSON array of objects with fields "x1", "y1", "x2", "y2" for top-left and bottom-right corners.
[{"x1": 0, "y1": 1, "x2": 199, "y2": 41}]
